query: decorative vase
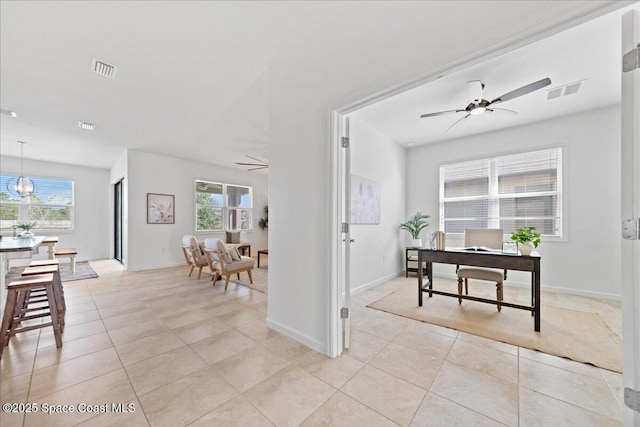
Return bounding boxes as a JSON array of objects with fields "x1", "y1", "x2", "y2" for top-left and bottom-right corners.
[
  {"x1": 411, "y1": 238, "x2": 423, "y2": 248},
  {"x1": 19, "y1": 230, "x2": 34, "y2": 237},
  {"x1": 518, "y1": 242, "x2": 533, "y2": 256}
]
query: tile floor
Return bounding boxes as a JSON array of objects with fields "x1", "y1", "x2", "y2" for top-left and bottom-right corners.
[{"x1": 0, "y1": 260, "x2": 624, "y2": 426}]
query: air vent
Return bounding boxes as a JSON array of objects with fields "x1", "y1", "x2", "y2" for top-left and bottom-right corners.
[
  {"x1": 78, "y1": 121, "x2": 95, "y2": 131},
  {"x1": 546, "y1": 80, "x2": 586, "y2": 100},
  {"x1": 91, "y1": 57, "x2": 117, "y2": 78},
  {"x1": 563, "y1": 81, "x2": 583, "y2": 96},
  {"x1": 546, "y1": 88, "x2": 563, "y2": 100}
]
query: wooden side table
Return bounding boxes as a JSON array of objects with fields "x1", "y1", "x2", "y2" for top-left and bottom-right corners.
[
  {"x1": 257, "y1": 249, "x2": 268, "y2": 268},
  {"x1": 405, "y1": 247, "x2": 428, "y2": 277}
]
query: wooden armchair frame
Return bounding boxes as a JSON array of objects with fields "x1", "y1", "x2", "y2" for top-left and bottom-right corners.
[{"x1": 204, "y1": 249, "x2": 254, "y2": 290}]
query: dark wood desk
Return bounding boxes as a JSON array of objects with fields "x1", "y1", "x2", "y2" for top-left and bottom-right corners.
[{"x1": 417, "y1": 249, "x2": 541, "y2": 331}]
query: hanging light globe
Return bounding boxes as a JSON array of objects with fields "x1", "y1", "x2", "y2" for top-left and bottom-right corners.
[
  {"x1": 14, "y1": 175, "x2": 35, "y2": 197},
  {"x1": 8, "y1": 141, "x2": 36, "y2": 198}
]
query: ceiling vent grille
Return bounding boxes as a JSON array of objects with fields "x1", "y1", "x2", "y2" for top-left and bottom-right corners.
[
  {"x1": 546, "y1": 87, "x2": 563, "y2": 100},
  {"x1": 546, "y1": 80, "x2": 585, "y2": 100},
  {"x1": 563, "y1": 81, "x2": 583, "y2": 96},
  {"x1": 91, "y1": 57, "x2": 117, "y2": 78}
]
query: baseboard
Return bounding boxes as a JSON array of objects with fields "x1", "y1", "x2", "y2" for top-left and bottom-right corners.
[
  {"x1": 266, "y1": 317, "x2": 327, "y2": 355},
  {"x1": 433, "y1": 272, "x2": 621, "y2": 301},
  {"x1": 351, "y1": 270, "x2": 404, "y2": 295}
]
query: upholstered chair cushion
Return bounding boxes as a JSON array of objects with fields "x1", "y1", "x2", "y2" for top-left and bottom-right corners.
[
  {"x1": 204, "y1": 238, "x2": 218, "y2": 257},
  {"x1": 227, "y1": 246, "x2": 242, "y2": 261},
  {"x1": 224, "y1": 256, "x2": 255, "y2": 273},
  {"x1": 457, "y1": 267, "x2": 503, "y2": 283},
  {"x1": 215, "y1": 239, "x2": 233, "y2": 263}
]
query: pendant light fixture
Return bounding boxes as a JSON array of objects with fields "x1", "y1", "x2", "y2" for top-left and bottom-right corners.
[{"x1": 11, "y1": 141, "x2": 35, "y2": 198}]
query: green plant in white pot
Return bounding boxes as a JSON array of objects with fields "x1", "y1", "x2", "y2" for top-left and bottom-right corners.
[
  {"x1": 400, "y1": 212, "x2": 430, "y2": 248},
  {"x1": 510, "y1": 226, "x2": 541, "y2": 256},
  {"x1": 16, "y1": 222, "x2": 36, "y2": 237}
]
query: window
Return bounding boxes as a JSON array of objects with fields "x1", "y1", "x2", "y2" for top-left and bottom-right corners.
[
  {"x1": 0, "y1": 174, "x2": 75, "y2": 231},
  {"x1": 195, "y1": 180, "x2": 252, "y2": 232},
  {"x1": 439, "y1": 147, "x2": 562, "y2": 238}
]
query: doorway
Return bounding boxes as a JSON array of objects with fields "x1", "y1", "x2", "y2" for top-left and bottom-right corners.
[{"x1": 114, "y1": 178, "x2": 123, "y2": 263}]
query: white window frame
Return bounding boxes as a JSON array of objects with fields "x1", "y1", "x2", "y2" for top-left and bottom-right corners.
[
  {"x1": 194, "y1": 179, "x2": 253, "y2": 232},
  {"x1": 0, "y1": 174, "x2": 75, "y2": 231},
  {"x1": 439, "y1": 147, "x2": 563, "y2": 240}
]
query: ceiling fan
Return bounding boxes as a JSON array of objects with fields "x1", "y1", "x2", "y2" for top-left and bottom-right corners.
[
  {"x1": 420, "y1": 77, "x2": 551, "y2": 131},
  {"x1": 235, "y1": 155, "x2": 269, "y2": 171}
]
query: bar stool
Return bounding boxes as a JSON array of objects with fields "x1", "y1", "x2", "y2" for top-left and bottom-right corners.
[
  {"x1": 30, "y1": 259, "x2": 60, "y2": 267},
  {"x1": 0, "y1": 273, "x2": 62, "y2": 359},
  {"x1": 21, "y1": 264, "x2": 66, "y2": 331}
]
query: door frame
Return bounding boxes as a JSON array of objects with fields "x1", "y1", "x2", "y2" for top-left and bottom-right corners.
[
  {"x1": 621, "y1": 9, "x2": 639, "y2": 425},
  {"x1": 329, "y1": 4, "x2": 636, "y2": 366},
  {"x1": 114, "y1": 177, "x2": 124, "y2": 263}
]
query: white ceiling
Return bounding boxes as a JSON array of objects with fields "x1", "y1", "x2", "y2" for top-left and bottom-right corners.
[
  {"x1": 353, "y1": 4, "x2": 636, "y2": 147},
  {"x1": 0, "y1": 1, "x2": 637, "y2": 170}
]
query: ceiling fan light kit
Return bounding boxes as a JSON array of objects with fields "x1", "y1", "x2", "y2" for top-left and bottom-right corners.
[{"x1": 420, "y1": 77, "x2": 551, "y2": 131}]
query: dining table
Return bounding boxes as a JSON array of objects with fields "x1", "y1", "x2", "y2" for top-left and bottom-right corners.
[{"x1": 0, "y1": 236, "x2": 45, "y2": 311}]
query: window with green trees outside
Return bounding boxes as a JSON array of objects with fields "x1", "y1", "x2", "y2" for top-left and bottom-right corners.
[{"x1": 0, "y1": 174, "x2": 74, "y2": 231}]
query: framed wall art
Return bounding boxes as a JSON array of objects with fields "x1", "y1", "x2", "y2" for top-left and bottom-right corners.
[
  {"x1": 147, "y1": 193, "x2": 175, "y2": 224},
  {"x1": 350, "y1": 174, "x2": 380, "y2": 224}
]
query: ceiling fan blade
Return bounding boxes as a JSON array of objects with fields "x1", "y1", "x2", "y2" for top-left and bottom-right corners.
[
  {"x1": 247, "y1": 166, "x2": 268, "y2": 171},
  {"x1": 420, "y1": 109, "x2": 465, "y2": 119},
  {"x1": 236, "y1": 162, "x2": 267, "y2": 166},
  {"x1": 245, "y1": 155, "x2": 268, "y2": 164},
  {"x1": 486, "y1": 108, "x2": 519, "y2": 117},
  {"x1": 446, "y1": 114, "x2": 470, "y2": 132},
  {"x1": 490, "y1": 77, "x2": 551, "y2": 105}
]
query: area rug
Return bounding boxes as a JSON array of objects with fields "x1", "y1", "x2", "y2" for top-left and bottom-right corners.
[
  {"x1": 367, "y1": 283, "x2": 622, "y2": 373},
  {"x1": 216, "y1": 266, "x2": 267, "y2": 293},
  {"x1": 7, "y1": 261, "x2": 99, "y2": 282}
]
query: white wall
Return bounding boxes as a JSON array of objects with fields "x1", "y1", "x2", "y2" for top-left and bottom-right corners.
[
  {"x1": 0, "y1": 156, "x2": 111, "y2": 262},
  {"x1": 406, "y1": 106, "x2": 622, "y2": 299},
  {"x1": 126, "y1": 150, "x2": 268, "y2": 271},
  {"x1": 349, "y1": 115, "x2": 407, "y2": 292}
]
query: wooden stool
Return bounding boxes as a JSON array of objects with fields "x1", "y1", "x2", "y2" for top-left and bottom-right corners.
[
  {"x1": 30, "y1": 259, "x2": 60, "y2": 267},
  {"x1": 22, "y1": 265, "x2": 66, "y2": 331},
  {"x1": 54, "y1": 248, "x2": 77, "y2": 274},
  {"x1": 0, "y1": 273, "x2": 61, "y2": 359}
]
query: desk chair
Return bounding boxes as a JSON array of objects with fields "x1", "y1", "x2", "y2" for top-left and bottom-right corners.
[{"x1": 456, "y1": 228, "x2": 507, "y2": 311}]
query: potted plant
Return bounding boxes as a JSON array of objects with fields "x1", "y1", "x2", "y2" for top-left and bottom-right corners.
[
  {"x1": 258, "y1": 205, "x2": 268, "y2": 230},
  {"x1": 400, "y1": 212, "x2": 430, "y2": 247},
  {"x1": 510, "y1": 226, "x2": 541, "y2": 256},
  {"x1": 16, "y1": 222, "x2": 35, "y2": 237}
]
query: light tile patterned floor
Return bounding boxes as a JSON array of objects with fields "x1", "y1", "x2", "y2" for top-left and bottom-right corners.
[{"x1": 0, "y1": 260, "x2": 624, "y2": 426}]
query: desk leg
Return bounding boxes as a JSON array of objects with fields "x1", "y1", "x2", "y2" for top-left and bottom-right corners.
[
  {"x1": 534, "y1": 269, "x2": 541, "y2": 332},
  {"x1": 427, "y1": 262, "x2": 433, "y2": 298},
  {"x1": 47, "y1": 244, "x2": 55, "y2": 260},
  {"x1": 418, "y1": 252, "x2": 423, "y2": 306}
]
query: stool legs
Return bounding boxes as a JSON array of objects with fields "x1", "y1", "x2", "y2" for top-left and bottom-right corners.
[
  {"x1": 0, "y1": 289, "x2": 18, "y2": 359},
  {"x1": 1, "y1": 277, "x2": 63, "y2": 360}
]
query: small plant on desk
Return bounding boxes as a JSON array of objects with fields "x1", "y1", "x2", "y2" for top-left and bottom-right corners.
[{"x1": 510, "y1": 226, "x2": 540, "y2": 256}]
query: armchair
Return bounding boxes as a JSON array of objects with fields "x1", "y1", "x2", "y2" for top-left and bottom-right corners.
[
  {"x1": 181, "y1": 235, "x2": 208, "y2": 279},
  {"x1": 203, "y1": 238, "x2": 255, "y2": 290},
  {"x1": 456, "y1": 229, "x2": 507, "y2": 311}
]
